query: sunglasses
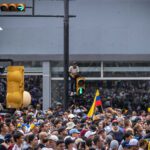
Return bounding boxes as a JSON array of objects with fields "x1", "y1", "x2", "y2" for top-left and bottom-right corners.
[{"x1": 112, "y1": 123, "x2": 118, "y2": 126}]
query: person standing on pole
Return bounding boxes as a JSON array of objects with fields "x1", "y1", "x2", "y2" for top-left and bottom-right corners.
[{"x1": 69, "y1": 61, "x2": 80, "y2": 96}]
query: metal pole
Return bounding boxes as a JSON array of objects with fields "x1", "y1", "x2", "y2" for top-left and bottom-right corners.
[
  {"x1": 64, "y1": 0, "x2": 69, "y2": 109},
  {"x1": 32, "y1": 0, "x2": 35, "y2": 16}
]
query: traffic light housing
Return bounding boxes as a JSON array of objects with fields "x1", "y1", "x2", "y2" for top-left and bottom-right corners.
[
  {"x1": 6, "y1": 66, "x2": 24, "y2": 108},
  {"x1": 76, "y1": 77, "x2": 85, "y2": 95},
  {"x1": 0, "y1": 3, "x2": 26, "y2": 12},
  {"x1": 0, "y1": 66, "x2": 5, "y2": 74}
]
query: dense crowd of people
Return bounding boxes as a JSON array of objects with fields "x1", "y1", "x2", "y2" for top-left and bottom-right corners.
[
  {"x1": 0, "y1": 104, "x2": 149, "y2": 150},
  {"x1": 0, "y1": 76, "x2": 150, "y2": 149},
  {"x1": 53, "y1": 80, "x2": 150, "y2": 112},
  {"x1": 0, "y1": 76, "x2": 150, "y2": 111}
]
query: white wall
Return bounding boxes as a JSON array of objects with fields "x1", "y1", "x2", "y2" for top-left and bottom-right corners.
[{"x1": 0, "y1": 0, "x2": 150, "y2": 59}]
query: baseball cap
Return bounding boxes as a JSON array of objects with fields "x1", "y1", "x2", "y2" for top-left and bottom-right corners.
[
  {"x1": 69, "y1": 128, "x2": 80, "y2": 135},
  {"x1": 112, "y1": 119, "x2": 118, "y2": 123},
  {"x1": 68, "y1": 114, "x2": 75, "y2": 119},
  {"x1": 48, "y1": 135, "x2": 58, "y2": 142},
  {"x1": 112, "y1": 120, "x2": 118, "y2": 126},
  {"x1": 84, "y1": 131, "x2": 96, "y2": 138},
  {"x1": 128, "y1": 139, "x2": 138, "y2": 146}
]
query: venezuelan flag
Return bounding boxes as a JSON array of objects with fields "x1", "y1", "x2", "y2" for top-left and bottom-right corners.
[
  {"x1": 95, "y1": 94, "x2": 102, "y2": 106},
  {"x1": 87, "y1": 90, "x2": 102, "y2": 117}
]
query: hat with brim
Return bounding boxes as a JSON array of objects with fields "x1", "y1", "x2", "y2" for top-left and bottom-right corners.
[{"x1": 66, "y1": 122, "x2": 76, "y2": 130}]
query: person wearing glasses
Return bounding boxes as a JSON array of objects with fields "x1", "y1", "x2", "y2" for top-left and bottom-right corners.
[{"x1": 109, "y1": 120, "x2": 124, "y2": 144}]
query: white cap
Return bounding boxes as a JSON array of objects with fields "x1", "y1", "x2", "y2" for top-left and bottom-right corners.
[
  {"x1": 48, "y1": 135, "x2": 58, "y2": 142},
  {"x1": 84, "y1": 131, "x2": 96, "y2": 138},
  {"x1": 68, "y1": 114, "x2": 75, "y2": 119},
  {"x1": 129, "y1": 139, "x2": 138, "y2": 146}
]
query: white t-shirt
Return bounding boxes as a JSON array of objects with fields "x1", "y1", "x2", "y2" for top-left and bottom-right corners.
[
  {"x1": 69, "y1": 66, "x2": 79, "y2": 75},
  {"x1": 12, "y1": 144, "x2": 23, "y2": 150}
]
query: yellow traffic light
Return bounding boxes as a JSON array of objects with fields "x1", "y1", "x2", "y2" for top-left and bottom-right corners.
[
  {"x1": 76, "y1": 77, "x2": 85, "y2": 95},
  {"x1": 0, "y1": 3, "x2": 26, "y2": 12},
  {"x1": 6, "y1": 66, "x2": 24, "y2": 108}
]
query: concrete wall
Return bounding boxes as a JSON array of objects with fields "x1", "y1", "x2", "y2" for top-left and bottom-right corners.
[{"x1": 0, "y1": 0, "x2": 150, "y2": 60}]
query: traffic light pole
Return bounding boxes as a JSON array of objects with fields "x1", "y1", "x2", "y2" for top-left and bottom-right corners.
[
  {"x1": 32, "y1": 0, "x2": 35, "y2": 16},
  {"x1": 64, "y1": 0, "x2": 69, "y2": 109},
  {"x1": 0, "y1": 0, "x2": 76, "y2": 18}
]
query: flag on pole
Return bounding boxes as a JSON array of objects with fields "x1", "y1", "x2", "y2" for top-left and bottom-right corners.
[
  {"x1": 87, "y1": 89, "x2": 102, "y2": 117},
  {"x1": 87, "y1": 96, "x2": 96, "y2": 118},
  {"x1": 95, "y1": 91, "x2": 102, "y2": 107}
]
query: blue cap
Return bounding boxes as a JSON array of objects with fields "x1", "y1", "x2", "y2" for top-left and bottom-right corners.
[{"x1": 69, "y1": 128, "x2": 80, "y2": 135}]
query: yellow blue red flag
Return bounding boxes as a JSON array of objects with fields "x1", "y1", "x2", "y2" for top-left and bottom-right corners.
[{"x1": 87, "y1": 90, "x2": 102, "y2": 117}]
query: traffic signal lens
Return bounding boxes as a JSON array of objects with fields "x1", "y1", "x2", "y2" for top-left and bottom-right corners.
[
  {"x1": 78, "y1": 87, "x2": 85, "y2": 95},
  {"x1": 9, "y1": 4, "x2": 16, "y2": 11},
  {"x1": 9, "y1": 6, "x2": 15, "y2": 11},
  {"x1": 79, "y1": 88, "x2": 83, "y2": 94},
  {"x1": 79, "y1": 88, "x2": 82, "y2": 94},
  {"x1": 78, "y1": 80, "x2": 84, "y2": 86},
  {"x1": 0, "y1": 3, "x2": 25, "y2": 12},
  {"x1": 17, "y1": 4, "x2": 25, "y2": 11},
  {"x1": 0, "y1": 4, "x2": 8, "y2": 11},
  {"x1": 1, "y1": 6, "x2": 7, "y2": 11}
]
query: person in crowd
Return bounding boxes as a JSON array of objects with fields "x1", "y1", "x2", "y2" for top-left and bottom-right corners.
[
  {"x1": 133, "y1": 124, "x2": 145, "y2": 140},
  {"x1": 69, "y1": 128, "x2": 80, "y2": 140},
  {"x1": 24, "y1": 134, "x2": 38, "y2": 150},
  {"x1": 6, "y1": 122, "x2": 16, "y2": 135},
  {"x1": 109, "y1": 140, "x2": 119, "y2": 150},
  {"x1": 118, "y1": 132, "x2": 133, "y2": 150},
  {"x1": 127, "y1": 138, "x2": 139, "y2": 150},
  {"x1": 93, "y1": 135, "x2": 105, "y2": 150},
  {"x1": 0, "y1": 134, "x2": 14, "y2": 150},
  {"x1": 109, "y1": 120, "x2": 124, "y2": 143},
  {"x1": 30, "y1": 123, "x2": 40, "y2": 136},
  {"x1": 56, "y1": 140, "x2": 65, "y2": 150},
  {"x1": 47, "y1": 134, "x2": 58, "y2": 150},
  {"x1": 0, "y1": 122, "x2": 9, "y2": 144},
  {"x1": 37, "y1": 132, "x2": 48, "y2": 149},
  {"x1": 64, "y1": 137, "x2": 76, "y2": 150},
  {"x1": 69, "y1": 61, "x2": 80, "y2": 96},
  {"x1": 58, "y1": 127, "x2": 68, "y2": 140},
  {"x1": 12, "y1": 131, "x2": 24, "y2": 150}
]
